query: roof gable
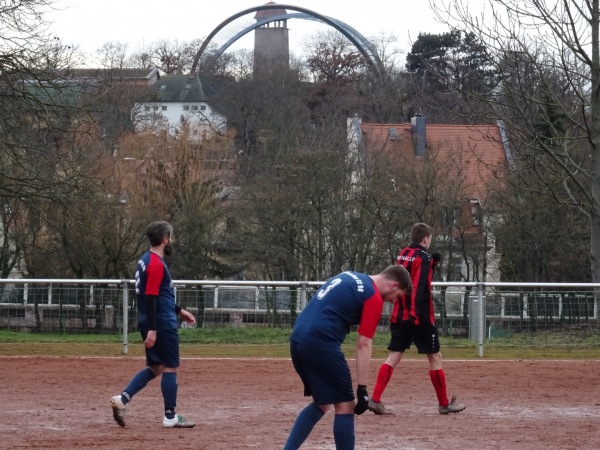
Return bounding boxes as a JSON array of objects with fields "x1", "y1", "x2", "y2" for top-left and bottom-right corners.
[{"x1": 147, "y1": 74, "x2": 207, "y2": 103}]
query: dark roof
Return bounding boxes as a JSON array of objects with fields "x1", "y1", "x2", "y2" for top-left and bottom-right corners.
[
  {"x1": 59, "y1": 67, "x2": 159, "y2": 81},
  {"x1": 146, "y1": 74, "x2": 208, "y2": 102},
  {"x1": 254, "y1": 2, "x2": 287, "y2": 20}
]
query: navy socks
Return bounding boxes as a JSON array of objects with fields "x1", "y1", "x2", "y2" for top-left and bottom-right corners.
[
  {"x1": 333, "y1": 414, "x2": 355, "y2": 450},
  {"x1": 161, "y1": 372, "x2": 178, "y2": 419},
  {"x1": 122, "y1": 367, "x2": 156, "y2": 404},
  {"x1": 283, "y1": 403, "x2": 324, "y2": 450}
]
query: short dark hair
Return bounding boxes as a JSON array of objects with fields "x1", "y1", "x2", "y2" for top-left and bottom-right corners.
[
  {"x1": 146, "y1": 221, "x2": 172, "y2": 247},
  {"x1": 380, "y1": 265, "x2": 413, "y2": 294},
  {"x1": 411, "y1": 222, "x2": 432, "y2": 244}
]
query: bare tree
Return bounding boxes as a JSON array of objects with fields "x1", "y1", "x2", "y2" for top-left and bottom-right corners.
[
  {"x1": 127, "y1": 39, "x2": 203, "y2": 74},
  {"x1": 431, "y1": 0, "x2": 600, "y2": 281},
  {"x1": 96, "y1": 41, "x2": 129, "y2": 69},
  {"x1": 0, "y1": 0, "x2": 102, "y2": 277},
  {"x1": 116, "y1": 130, "x2": 237, "y2": 279}
]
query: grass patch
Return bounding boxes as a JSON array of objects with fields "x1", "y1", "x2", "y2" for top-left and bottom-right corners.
[{"x1": 0, "y1": 327, "x2": 598, "y2": 359}]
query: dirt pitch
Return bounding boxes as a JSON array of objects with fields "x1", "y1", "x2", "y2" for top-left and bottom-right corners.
[{"x1": 1, "y1": 356, "x2": 599, "y2": 450}]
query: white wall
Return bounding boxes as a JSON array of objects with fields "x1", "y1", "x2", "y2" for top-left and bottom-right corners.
[{"x1": 133, "y1": 101, "x2": 227, "y2": 141}]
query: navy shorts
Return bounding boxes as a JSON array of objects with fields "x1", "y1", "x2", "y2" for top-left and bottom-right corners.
[
  {"x1": 387, "y1": 320, "x2": 440, "y2": 354},
  {"x1": 141, "y1": 328, "x2": 180, "y2": 368},
  {"x1": 290, "y1": 341, "x2": 354, "y2": 405}
]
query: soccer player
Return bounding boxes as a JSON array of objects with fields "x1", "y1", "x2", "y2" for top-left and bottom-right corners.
[
  {"x1": 109, "y1": 221, "x2": 196, "y2": 428},
  {"x1": 283, "y1": 265, "x2": 412, "y2": 450},
  {"x1": 368, "y1": 222, "x2": 466, "y2": 416}
]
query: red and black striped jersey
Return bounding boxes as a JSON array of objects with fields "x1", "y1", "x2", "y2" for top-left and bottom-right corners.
[{"x1": 391, "y1": 243, "x2": 436, "y2": 325}]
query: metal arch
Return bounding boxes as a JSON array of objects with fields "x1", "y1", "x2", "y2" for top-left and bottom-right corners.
[
  {"x1": 210, "y1": 13, "x2": 381, "y2": 75},
  {"x1": 190, "y1": 4, "x2": 384, "y2": 77}
]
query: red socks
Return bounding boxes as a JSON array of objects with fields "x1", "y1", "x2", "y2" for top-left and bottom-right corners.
[
  {"x1": 371, "y1": 364, "x2": 394, "y2": 402},
  {"x1": 429, "y1": 369, "x2": 449, "y2": 406},
  {"x1": 372, "y1": 366, "x2": 449, "y2": 406}
]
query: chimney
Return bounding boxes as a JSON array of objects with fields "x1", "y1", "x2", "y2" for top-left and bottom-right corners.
[{"x1": 411, "y1": 114, "x2": 426, "y2": 157}]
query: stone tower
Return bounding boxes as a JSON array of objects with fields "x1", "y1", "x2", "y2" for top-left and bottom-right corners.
[{"x1": 253, "y1": 2, "x2": 290, "y2": 77}]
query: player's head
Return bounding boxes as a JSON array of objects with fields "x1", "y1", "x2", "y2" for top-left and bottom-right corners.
[
  {"x1": 146, "y1": 221, "x2": 174, "y2": 255},
  {"x1": 411, "y1": 222, "x2": 433, "y2": 249},
  {"x1": 377, "y1": 265, "x2": 412, "y2": 302}
]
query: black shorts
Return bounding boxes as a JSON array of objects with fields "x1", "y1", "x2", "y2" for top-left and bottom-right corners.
[{"x1": 387, "y1": 320, "x2": 440, "y2": 354}]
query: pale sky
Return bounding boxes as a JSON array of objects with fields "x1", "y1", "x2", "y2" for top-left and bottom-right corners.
[{"x1": 47, "y1": 1, "x2": 476, "y2": 65}]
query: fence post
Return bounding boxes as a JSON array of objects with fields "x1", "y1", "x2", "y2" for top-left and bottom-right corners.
[
  {"x1": 300, "y1": 283, "x2": 307, "y2": 311},
  {"x1": 477, "y1": 282, "x2": 485, "y2": 358},
  {"x1": 122, "y1": 281, "x2": 129, "y2": 355}
]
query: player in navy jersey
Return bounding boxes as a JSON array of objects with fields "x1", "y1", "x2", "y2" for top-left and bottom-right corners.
[
  {"x1": 368, "y1": 223, "x2": 466, "y2": 416},
  {"x1": 109, "y1": 221, "x2": 196, "y2": 428},
  {"x1": 283, "y1": 265, "x2": 412, "y2": 450}
]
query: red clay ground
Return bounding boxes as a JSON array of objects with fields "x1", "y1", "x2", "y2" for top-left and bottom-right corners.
[{"x1": 1, "y1": 356, "x2": 599, "y2": 449}]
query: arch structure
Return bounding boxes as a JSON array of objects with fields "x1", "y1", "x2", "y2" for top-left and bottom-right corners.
[{"x1": 190, "y1": 4, "x2": 384, "y2": 78}]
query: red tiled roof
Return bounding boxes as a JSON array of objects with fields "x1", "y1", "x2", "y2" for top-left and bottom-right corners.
[{"x1": 360, "y1": 122, "x2": 508, "y2": 202}]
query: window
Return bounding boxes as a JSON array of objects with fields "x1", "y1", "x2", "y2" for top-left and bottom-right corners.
[
  {"x1": 389, "y1": 127, "x2": 397, "y2": 140},
  {"x1": 144, "y1": 105, "x2": 150, "y2": 111},
  {"x1": 161, "y1": 106, "x2": 167, "y2": 111},
  {"x1": 183, "y1": 105, "x2": 189, "y2": 111},
  {"x1": 153, "y1": 105, "x2": 158, "y2": 111},
  {"x1": 200, "y1": 105, "x2": 207, "y2": 111},
  {"x1": 470, "y1": 199, "x2": 481, "y2": 225},
  {"x1": 192, "y1": 105, "x2": 198, "y2": 111}
]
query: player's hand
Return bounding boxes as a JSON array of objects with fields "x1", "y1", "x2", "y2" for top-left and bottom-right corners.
[
  {"x1": 179, "y1": 309, "x2": 196, "y2": 326},
  {"x1": 144, "y1": 330, "x2": 157, "y2": 349},
  {"x1": 354, "y1": 385, "x2": 369, "y2": 415},
  {"x1": 431, "y1": 252, "x2": 441, "y2": 263}
]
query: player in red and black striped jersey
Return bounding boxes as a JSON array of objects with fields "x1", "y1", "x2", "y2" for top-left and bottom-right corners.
[{"x1": 368, "y1": 223, "x2": 466, "y2": 415}]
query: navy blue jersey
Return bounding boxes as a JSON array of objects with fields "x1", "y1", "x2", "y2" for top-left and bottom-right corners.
[
  {"x1": 135, "y1": 251, "x2": 177, "y2": 332},
  {"x1": 291, "y1": 271, "x2": 384, "y2": 349}
]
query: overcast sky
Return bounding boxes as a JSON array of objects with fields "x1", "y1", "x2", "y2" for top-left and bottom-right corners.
[{"x1": 47, "y1": 1, "x2": 482, "y2": 64}]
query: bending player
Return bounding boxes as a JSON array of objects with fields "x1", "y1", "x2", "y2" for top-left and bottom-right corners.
[{"x1": 283, "y1": 265, "x2": 412, "y2": 449}]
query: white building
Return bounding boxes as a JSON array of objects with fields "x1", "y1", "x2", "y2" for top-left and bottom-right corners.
[{"x1": 133, "y1": 74, "x2": 226, "y2": 141}]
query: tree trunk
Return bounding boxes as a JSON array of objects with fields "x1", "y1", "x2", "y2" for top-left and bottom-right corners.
[{"x1": 590, "y1": 0, "x2": 600, "y2": 328}]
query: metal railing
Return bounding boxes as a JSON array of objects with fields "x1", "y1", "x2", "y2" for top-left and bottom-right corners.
[{"x1": 0, "y1": 279, "x2": 598, "y2": 357}]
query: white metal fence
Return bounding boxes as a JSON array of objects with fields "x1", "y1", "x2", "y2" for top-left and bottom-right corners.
[{"x1": 0, "y1": 279, "x2": 598, "y2": 356}]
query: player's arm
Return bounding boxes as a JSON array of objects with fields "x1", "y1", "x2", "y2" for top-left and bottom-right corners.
[
  {"x1": 144, "y1": 295, "x2": 158, "y2": 348},
  {"x1": 144, "y1": 256, "x2": 163, "y2": 348},
  {"x1": 176, "y1": 304, "x2": 196, "y2": 326},
  {"x1": 354, "y1": 292, "x2": 384, "y2": 412},
  {"x1": 413, "y1": 255, "x2": 430, "y2": 317},
  {"x1": 355, "y1": 334, "x2": 373, "y2": 386},
  {"x1": 355, "y1": 293, "x2": 382, "y2": 383},
  {"x1": 353, "y1": 333, "x2": 372, "y2": 415}
]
